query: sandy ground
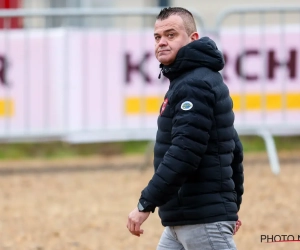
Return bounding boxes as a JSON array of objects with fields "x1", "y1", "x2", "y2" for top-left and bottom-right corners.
[{"x1": 0, "y1": 152, "x2": 299, "y2": 250}]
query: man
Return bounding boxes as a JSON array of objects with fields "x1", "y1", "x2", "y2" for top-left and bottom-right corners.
[{"x1": 127, "y1": 7, "x2": 244, "y2": 250}]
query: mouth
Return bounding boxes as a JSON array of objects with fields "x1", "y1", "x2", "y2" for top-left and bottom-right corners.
[{"x1": 158, "y1": 50, "x2": 170, "y2": 54}]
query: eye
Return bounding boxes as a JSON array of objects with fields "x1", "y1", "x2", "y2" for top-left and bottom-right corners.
[
  {"x1": 154, "y1": 36, "x2": 160, "y2": 42},
  {"x1": 168, "y1": 33, "x2": 174, "y2": 38}
]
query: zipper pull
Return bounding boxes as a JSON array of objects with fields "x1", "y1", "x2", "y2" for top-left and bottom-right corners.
[{"x1": 158, "y1": 68, "x2": 162, "y2": 79}]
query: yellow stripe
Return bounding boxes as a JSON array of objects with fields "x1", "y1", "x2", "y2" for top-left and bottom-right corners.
[
  {"x1": 125, "y1": 96, "x2": 163, "y2": 114},
  {"x1": 125, "y1": 97, "x2": 141, "y2": 114},
  {"x1": 231, "y1": 93, "x2": 300, "y2": 111},
  {"x1": 125, "y1": 93, "x2": 300, "y2": 114},
  {"x1": 287, "y1": 94, "x2": 300, "y2": 109},
  {"x1": 0, "y1": 99, "x2": 14, "y2": 117}
]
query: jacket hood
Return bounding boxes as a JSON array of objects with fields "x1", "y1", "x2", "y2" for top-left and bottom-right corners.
[{"x1": 160, "y1": 37, "x2": 225, "y2": 81}]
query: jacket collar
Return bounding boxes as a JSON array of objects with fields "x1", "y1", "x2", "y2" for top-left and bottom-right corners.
[{"x1": 159, "y1": 37, "x2": 225, "y2": 81}]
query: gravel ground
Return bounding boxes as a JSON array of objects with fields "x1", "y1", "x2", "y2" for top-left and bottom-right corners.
[{"x1": 0, "y1": 152, "x2": 299, "y2": 250}]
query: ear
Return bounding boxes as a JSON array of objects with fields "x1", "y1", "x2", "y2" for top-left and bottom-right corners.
[{"x1": 190, "y1": 32, "x2": 199, "y2": 41}]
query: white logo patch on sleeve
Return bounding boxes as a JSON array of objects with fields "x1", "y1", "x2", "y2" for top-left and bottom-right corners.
[{"x1": 181, "y1": 101, "x2": 193, "y2": 111}]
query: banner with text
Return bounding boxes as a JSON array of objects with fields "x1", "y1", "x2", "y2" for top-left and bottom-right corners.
[{"x1": 0, "y1": 27, "x2": 299, "y2": 141}]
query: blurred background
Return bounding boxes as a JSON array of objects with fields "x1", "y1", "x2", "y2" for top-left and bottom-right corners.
[{"x1": 0, "y1": 0, "x2": 299, "y2": 249}]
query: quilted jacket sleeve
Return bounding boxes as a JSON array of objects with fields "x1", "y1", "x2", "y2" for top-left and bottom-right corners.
[
  {"x1": 232, "y1": 129, "x2": 244, "y2": 211},
  {"x1": 139, "y1": 81, "x2": 215, "y2": 209}
]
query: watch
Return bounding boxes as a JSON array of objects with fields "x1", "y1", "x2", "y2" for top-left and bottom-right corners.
[
  {"x1": 137, "y1": 201, "x2": 146, "y2": 212},
  {"x1": 137, "y1": 201, "x2": 155, "y2": 213}
]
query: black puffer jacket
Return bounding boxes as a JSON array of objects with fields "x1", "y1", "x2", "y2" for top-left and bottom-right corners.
[{"x1": 139, "y1": 37, "x2": 244, "y2": 227}]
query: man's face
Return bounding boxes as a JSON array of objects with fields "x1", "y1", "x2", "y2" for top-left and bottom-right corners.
[{"x1": 154, "y1": 15, "x2": 191, "y2": 65}]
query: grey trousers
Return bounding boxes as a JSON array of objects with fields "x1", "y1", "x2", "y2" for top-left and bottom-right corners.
[{"x1": 157, "y1": 221, "x2": 237, "y2": 250}]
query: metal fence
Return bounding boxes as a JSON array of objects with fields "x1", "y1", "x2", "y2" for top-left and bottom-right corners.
[
  {"x1": 0, "y1": 6, "x2": 300, "y2": 174},
  {"x1": 0, "y1": 7, "x2": 205, "y2": 142},
  {"x1": 214, "y1": 6, "x2": 300, "y2": 174}
]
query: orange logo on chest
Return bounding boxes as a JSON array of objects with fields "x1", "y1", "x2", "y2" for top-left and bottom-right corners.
[{"x1": 160, "y1": 98, "x2": 168, "y2": 115}]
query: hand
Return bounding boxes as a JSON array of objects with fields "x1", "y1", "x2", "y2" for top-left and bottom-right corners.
[
  {"x1": 127, "y1": 207, "x2": 150, "y2": 237},
  {"x1": 234, "y1": 219, "x2": 242, "y2": 235}
]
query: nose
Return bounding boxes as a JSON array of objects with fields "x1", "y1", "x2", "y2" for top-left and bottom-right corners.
[{"x1": 158, "y1": 36, "x2": 167, "y2": 47}]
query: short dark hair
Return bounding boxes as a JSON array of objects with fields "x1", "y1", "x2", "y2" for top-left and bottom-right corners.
[{"x1": 156, "y1": 7, "x2": 197, "y2": 35}]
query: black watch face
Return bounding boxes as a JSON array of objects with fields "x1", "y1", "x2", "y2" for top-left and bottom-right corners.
[{"x1": 138, "y1": 202, "x2": 144, "y2": 211}]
